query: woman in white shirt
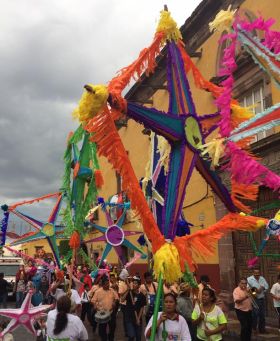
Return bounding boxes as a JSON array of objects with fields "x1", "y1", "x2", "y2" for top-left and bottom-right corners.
[
  {"x1": 145, "y1": 293, "x2": 191, "y2": 340},
  {"x1": 46, "y1": 295, "x2": 88, "y2": 341}
]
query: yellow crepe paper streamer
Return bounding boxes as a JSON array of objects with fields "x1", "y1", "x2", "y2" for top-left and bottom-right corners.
[
  {"x1": 274, "y1": 209, "x2": 280, "y2": 221},
  {"x1": 231, "y1": 104, "x2": 254, "y2": 121},
  {"x1": 199, "y1": 137, "x2": 225, "y2": 167},
  {"x1": 256, "y1": 219, "x2": 266, "y2": 229},
  {"x1": 157, "y1": 135, "x2": 171, "y2": 175},
  {"x1": 72, "y1": 84, "x2": 109, "y2": 124},
  {"x1": 209, "y1": 5, "x2": 237, "y2": 33},
  {"x1": 153, "y1": 242, "x2": 182, "y2": 283},
  {"x1": 156, "y1": 10, "x2": 182, "y2": 43}
]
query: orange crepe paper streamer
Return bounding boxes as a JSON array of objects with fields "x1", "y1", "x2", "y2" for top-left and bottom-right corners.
[
  {"x1": 94, "y1": 170, "x2": 104, "y2": 189},
  {"x1": 69, "y1": 231, "x2": 81, "y2": 249},
  {"x1": 67, "y1": 131, "x2": 74, "y2": 143},
  {"x1": 108, "y1": 31, "x2": 164, "y2": 111},
  {"x1": 231, "y1": 181, "x2": 259, "y2": 213},
  {"x1": 73, "y1": 162, "x2": 80, "y2": 179},
  {"x1": 174, "y1": 213, "x2": 267, "y2": 272},
  {"x1": 9, "y1": 192, "x2": 61, "y2": 211},
  {"x1": 178, "y1": 42, "x2": 223, "y2": 98},
  {"x1": 85, "y1": 106, "x2": 165, "y2": 253}
]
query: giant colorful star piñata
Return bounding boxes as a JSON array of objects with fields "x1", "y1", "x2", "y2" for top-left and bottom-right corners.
[
  {"x1": 84, "y1": 199, "x2": 146, "y2": 266},
  {"x1": 71, "y1": 8, "x2": 280, "y2": 284},
  {"x1": 2, "y1": 192, "x2": 63, "y2": 268},
  {"x1": 0, "y1": 290, "x2": 51, "y2": 337}
]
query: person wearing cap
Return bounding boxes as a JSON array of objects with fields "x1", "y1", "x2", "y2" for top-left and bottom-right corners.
[
  {"x1": 91, "y1": 275, "x2": 119, "y2": 341},
  {"x1": 121, "y1": 276, "x2": 146, "y2": 341},
  {"x1": 177, "y1": 282, "x2": 195, "y2": 340}
]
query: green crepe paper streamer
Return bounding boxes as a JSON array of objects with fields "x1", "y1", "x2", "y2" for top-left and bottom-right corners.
[
  {"x1": 90, "y1": 141, "x2": 100, "y2": 170},
  {"x1": 61, "y1": 205, "x2": 75, "y2": 237},
  {"x1": 73, "y1": 132, "x2": 91, "y2": 229},
  {"x1": 150, "y1": 272, "x2": 163, "y2": 341},
  {"x1": 251, "y1": 200, "x2": 280, "y2": 216},
  {"x1": 182, "y1": 263, "x2": 198, "y2": 288},
  {"x1": 69, "y1": 124, "x2": 84, "y2": 144},
  {"x1": 61, "y1": 145, "x2": 72, "y2": 193},
  {"x1": 249, "y1": 232, "x2": 258, "y2": 254},
  {"x1": 79, "y1": 248, "x2": 97, "y2": 270}
]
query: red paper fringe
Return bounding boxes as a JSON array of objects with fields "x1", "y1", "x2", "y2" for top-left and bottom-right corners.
[
  {"x1": 69, "y1": 231, "x2": 81, "y2": 249},
  {"x1": 94, "y1": 170, "x2": 104, "y2": 189},
  {"x1": 9, "y1": 192, "x2": 61, "y2": 211}
]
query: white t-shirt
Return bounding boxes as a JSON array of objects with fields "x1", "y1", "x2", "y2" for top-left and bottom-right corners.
[
  {"x1": 52, "y1": 288, "x2": 81, "y2": 305},
  {"x1": 270, "y1": 282, "x2": 280, "y2": 308},
  {"x1": 46, "y1": 309, "x2": 88, "y2": 341},
  {"x1": 145, "y1": 312, "x2": 191, "y2": 341}
]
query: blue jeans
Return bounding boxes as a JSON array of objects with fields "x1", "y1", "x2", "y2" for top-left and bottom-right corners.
[
  {"x1": 16, "y1": 291, "x2": 25, "y2": 308},
  {"x1": 252, "y1": 298, "x2": 266, "y2": 332},
  {"x1": 125, "y1": 320, "x2": 142, "y2": 341}
]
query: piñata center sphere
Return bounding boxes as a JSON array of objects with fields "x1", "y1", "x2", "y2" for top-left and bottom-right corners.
[
  {"x1": 19, "y1": 314, "x2": 29, "y2": 323},
  {"x1": 105, "y1": 225, "x2": 124, "y2": 246},
  {"x1": 42, "y1": 223, "x2": 55, "y2": 237}
]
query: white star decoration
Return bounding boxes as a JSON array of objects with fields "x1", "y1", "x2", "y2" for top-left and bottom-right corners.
[{"x1": 0, "y1": 290, "x2": 51, "y2": 337}]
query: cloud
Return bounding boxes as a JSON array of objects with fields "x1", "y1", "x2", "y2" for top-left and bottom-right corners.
[{"x1": 0, "y1": 0, "x2": 201, "y2": 215}]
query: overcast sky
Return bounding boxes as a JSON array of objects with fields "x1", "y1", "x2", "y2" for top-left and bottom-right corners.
[{"x1": 0, "y1": 0, "x2": 202, "y2": 221}]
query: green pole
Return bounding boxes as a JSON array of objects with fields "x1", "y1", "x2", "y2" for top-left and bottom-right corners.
[{"x1": 150, "y1": 272, "x2": 163, "y2": 341}]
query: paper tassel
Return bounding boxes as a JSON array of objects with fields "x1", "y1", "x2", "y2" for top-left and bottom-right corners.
[
  {"x1": 231, "y1": 104, "x2": 254, "y2": 127},
  {"x1": 248, "y1": 256, "x2": 259, "y2": 268},
  {"x1": 94, "y1": 169, "x2": 104, "y2": 189},
  {"x1": 69, "y1": 231, "x2": 80, "y2": 249},
  {"x1": 157, "y1": 135, "x2": 170, "y2": 174},
  {"x1": 209, "y1": 5, "x2": 237, "y2": 33},
  {"x1": 156, "y1": 9, "x2": 182, "y2": 43},
  {"x1": 72, "y1": 84, "x2": 109, "y2": 124},
  {"x1": 153, "y1": 242, "x2": 182, "y2": 283},
  {"x1": 199, "y1": 137, "x2": 225, "y2": 166}
]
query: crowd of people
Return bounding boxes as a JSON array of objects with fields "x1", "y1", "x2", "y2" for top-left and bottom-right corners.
[
  {"x1": 233, "y1": 268, "x2": 280, "y2": 341},
  {"x1": 0, "y1": 260, "x2": 279, "y2": 340}
]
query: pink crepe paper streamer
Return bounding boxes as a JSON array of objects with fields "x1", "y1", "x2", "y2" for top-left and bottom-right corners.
[
  {"x1": 124, "y1": 252, "x2": 142, "y2": 269},
  {"x1": 225, "y1": 142, "x2": 280, "y2": 191},
  {"x1": 248, "y1": 256, "x2": 259, "y2": 268},
  {"x1": 4, "y1": 246, "x2": 58, "y2": 270},
  {"x1": 236, "y1": 16, "x2": 280, "y2": 54},
  {"x1": 215, "y1": 32, "x2": 238, "y2": 137}
]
